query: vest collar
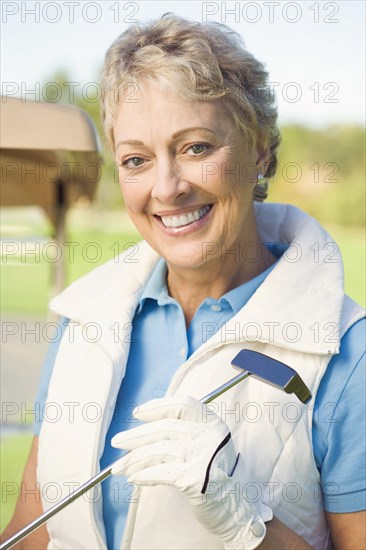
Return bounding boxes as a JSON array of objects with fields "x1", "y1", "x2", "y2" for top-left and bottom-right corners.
[{"x1": 49, "y1": 240, "x2": 160, "y2": 324}]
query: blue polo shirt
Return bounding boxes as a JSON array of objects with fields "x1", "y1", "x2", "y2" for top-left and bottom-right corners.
[{"x1": 34, "y1": 246, "x2": 366, "y2": 549}]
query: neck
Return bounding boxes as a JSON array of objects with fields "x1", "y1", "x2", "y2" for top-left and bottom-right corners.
[{"x1": 166, "y1": 237, "x2": 276, "y2": 327}]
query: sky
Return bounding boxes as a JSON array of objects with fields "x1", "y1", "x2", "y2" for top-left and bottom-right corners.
[{"x1": 1, "y1": 0, "x2": 365, "y2": 127}]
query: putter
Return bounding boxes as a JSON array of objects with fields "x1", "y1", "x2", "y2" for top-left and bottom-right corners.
[{"x1": 1, "y1": 350, "x2": 311, "y2": 550}]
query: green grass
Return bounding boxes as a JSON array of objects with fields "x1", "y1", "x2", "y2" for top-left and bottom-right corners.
[
  {"x1": 323, "y1": 223, "x2": 365, "y2": 307},
  {"x1": 1, "y1": 229, "x2": 141, "y2": 315},
  {"x1": 0, "y1": 434, "x2": 33, "y2": 532}
]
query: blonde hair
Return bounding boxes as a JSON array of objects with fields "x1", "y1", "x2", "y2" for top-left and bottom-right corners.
[{"x1": 100, "y1": 14, "x2": 280, "y2": 199}]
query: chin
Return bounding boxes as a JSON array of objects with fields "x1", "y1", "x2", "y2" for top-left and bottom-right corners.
[{"x1": 159, "y1": 245, "x2": 210, "y2": 270}]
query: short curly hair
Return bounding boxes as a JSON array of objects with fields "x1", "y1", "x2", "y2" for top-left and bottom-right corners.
[{"x1": 100, "y1": 14, "x2": 280, "y2": 197}]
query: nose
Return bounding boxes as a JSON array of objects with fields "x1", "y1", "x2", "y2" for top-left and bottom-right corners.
[{"x1": 151, "y1": 157, "x2": 191, "y2": 204}]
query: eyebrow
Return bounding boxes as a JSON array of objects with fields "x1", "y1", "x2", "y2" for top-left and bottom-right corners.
[
  {"x1": 115, "y1": 127, "x2": 217, "y2": 150},
  {"x1": 172, "y1": 127, "x2": 217, "y2": 138},
  {"x1": 116, "y1": 139, "x2": 144, "y2": 149}
]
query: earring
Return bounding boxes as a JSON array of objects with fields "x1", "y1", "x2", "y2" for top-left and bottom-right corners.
[{"x1": 254, "y1": 173, "x2": 269, "y2": 202}]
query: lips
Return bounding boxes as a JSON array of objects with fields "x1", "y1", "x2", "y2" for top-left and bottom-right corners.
[{"x1": 158, "y1": 205, "x2": 212, "y2": 228}]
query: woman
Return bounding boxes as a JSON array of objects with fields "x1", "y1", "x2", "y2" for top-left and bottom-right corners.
[{"x1": 2, "y1": 14, "x2": 365, "y2": 550}]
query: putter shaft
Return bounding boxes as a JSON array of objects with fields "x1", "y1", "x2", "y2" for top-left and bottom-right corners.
[{"x1": 1, "y1": 370, "x2": 250, "y2": 550}]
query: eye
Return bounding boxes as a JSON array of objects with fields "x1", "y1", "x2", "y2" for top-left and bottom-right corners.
[
  {"x1": 186, "y1": 143, "x2": 210, "y2": 156},
  {"x1": 120, "y1": 156, "x2": 145, "y2": 169}
]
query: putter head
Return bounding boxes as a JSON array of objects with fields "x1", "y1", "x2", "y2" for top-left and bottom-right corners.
[{"x1": 231, "y1": 349, "x2": 312, "y2": 404}]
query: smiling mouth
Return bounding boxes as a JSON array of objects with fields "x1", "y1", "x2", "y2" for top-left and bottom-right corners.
[{"x1": 157, "y1": 205, "x2": 213, "y2": 228}]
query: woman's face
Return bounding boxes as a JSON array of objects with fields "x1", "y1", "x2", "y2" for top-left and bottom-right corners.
[{"x1": 114, "y1": 83, "x2": 261, "y2": 270}]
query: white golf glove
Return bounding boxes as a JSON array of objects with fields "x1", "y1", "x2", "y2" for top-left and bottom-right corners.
[{"x1": 111, "y1": 395, "x2": 272, "y2": 549}]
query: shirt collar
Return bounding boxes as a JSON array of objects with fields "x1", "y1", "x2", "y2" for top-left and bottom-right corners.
[
  {"x1": 137, "y1": 258, "x2": 168, "y2": 313},
  {"x1": 221, "y1": 262, "x2": 274, "y2": 314},
  {"x1": 137, "y1": 243, "x2": 289, "y2": 315},
  {"x1": 221, "y1": 243, "x2": 288, "y2": 313}
]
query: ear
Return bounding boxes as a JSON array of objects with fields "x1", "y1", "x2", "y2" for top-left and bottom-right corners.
[{"x1": 256, "y1": 146, "x2": 271, "y2": 177}]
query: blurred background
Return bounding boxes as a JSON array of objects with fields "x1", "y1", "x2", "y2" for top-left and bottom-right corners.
[{"x1": 1, "y1": 0, "x2": 365, "y2": 531}]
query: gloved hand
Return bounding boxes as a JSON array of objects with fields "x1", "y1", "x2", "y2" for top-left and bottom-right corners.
[{"x1": 111, "y1": 395, "x2": 272, "y2": 550}]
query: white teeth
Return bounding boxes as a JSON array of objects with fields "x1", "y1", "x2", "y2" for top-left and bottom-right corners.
[
  {"x1": 177, "y1": 214, "x2": 188, "y2": 227},
  {"x1": 160, "y1": 206, "x2": 210, "y2": 228}
]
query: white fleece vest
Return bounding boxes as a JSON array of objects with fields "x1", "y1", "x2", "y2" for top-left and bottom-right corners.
[{"x1": 37, "y1": 204, "x2": 365, "y2": 550}]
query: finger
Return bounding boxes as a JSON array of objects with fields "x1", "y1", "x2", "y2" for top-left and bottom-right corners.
[
  {"x1": 111, "y1": 417, "x2": 204, "y2": 450},
  {"x1": 111, "y1": 440, "x2": 191, "y2": 476},
  {"x1": 126, "y1": 462, "x2": 188, "y2": 489},
  {"x1": 132, "y1": 395, "x2": 204, "y2": 423}
]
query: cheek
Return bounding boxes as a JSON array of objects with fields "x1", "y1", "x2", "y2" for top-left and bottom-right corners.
[
  {"x1": 197, "y1": 155, "x2": 255, "y2": 195},
  {"x1": 119, "y1": 176, "x2": 147, "y2": 213},
  {"x1": 173, "y1": 162, "x2": 208, "y2": 192}
]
